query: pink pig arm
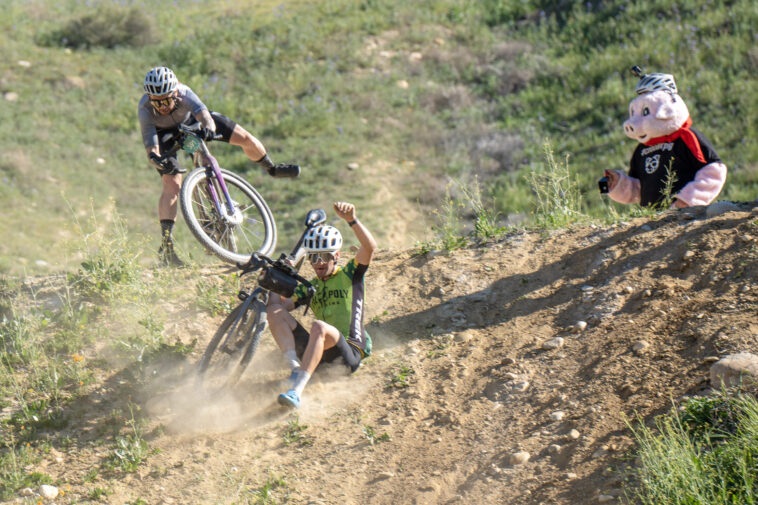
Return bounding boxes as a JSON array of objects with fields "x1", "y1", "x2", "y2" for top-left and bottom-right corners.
[
  {"x1": 674, "y1": 162, "x2": 727, "y2": 207},
  {"x1": 607, "y1": 169, "x2": 641, "y2": 204}
]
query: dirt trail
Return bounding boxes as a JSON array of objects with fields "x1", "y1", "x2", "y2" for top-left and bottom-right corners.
[{"x1": 15, "y1": 203, "x2": 758, "y2": 505}]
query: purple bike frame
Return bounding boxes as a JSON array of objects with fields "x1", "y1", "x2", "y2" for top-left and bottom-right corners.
[{"x1": 200, "y1": 152, "x2": 236, "y2": 217}]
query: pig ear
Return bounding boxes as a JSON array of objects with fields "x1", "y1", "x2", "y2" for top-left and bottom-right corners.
[{"x1": 655, "y1": 100, "x2": 676, "y2": 120}]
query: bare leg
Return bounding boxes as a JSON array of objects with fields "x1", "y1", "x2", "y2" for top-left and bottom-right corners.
[
  {"x1": 266, "y1": 295, "x2": 298, "y2": 353},
  {"x1": 158, "y1": 173, "x2": 182, "y2": 220},
  {"x1": 229, "y1": 124, "x2": 266, "y2": 162},
  {"x1": 301, "y1": 321, "x2": 341, "y2": 375}
]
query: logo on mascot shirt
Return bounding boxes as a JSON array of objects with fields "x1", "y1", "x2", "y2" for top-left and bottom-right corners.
[{"x1": 644, "y1": 154, "x2": 661, "y2": 174}]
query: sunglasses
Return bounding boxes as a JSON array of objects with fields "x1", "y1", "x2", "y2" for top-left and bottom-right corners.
[
  {"x1": 308, "y1": 252, "x2": 335, "y2": 264},
  {"x1": 149, "y1": 96, "x2": 175, "y2": 109}
]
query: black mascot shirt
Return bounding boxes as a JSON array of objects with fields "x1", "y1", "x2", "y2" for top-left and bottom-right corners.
[{"x1": 628, "y1": 127, "x2": 721, "y2": 207}]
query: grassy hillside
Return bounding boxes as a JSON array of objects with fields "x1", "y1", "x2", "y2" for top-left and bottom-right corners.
[{"x1": 1, "y1": 0, "x2": 756, "y2": 274}]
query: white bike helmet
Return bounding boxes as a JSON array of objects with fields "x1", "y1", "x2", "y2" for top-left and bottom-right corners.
[
  {"x1": 632, "y1": 66, "x2": 677, "y2": 95},
  {"x1": 143, "y1": 66, "x2": 178, "y2": 96},
  {"x1": 303, "y1": 225, "x2": 343, "y2": 253}
]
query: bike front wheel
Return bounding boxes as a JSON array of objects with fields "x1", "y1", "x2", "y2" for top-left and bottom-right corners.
[
  {"x1": 180, "y1": 168, "x2": 276, "y2": 264},
  {"x1": 197, "y1": 297, "x2": 267, "y2": 387}
]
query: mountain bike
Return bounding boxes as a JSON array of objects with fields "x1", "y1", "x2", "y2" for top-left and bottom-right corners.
[
  {"x1": 196, "y1": 208, "x2": 326, "y2": 386},
  {"x1": 162, "y1": 123, "x2": 277, "y2": 264}
]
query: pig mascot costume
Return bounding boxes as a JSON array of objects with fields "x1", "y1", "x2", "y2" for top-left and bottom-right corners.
[{"x1": 605, "y1": 67, "x2": 727, "y2": 208}]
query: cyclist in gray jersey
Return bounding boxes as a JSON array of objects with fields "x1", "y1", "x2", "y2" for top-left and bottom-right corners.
[{"x1": 138, "y1": 66, "x2": 300, "y2": 266}]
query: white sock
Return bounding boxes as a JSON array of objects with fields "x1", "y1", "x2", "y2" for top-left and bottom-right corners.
[
  {"x1": 292, "y1": 369, "x2": 311, "y2": 396},
  {"x1": 284, "y1": 349, "x2": 300, "y2": 370}
]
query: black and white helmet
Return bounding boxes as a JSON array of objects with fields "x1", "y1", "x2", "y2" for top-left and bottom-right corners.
[
  {"x1": 631, "y1": 66, "x2": 677, "y2": 95},
  {"x1": 143, "y1": 66, "x2": 178, "y2": 96},
  {"x1": 303, "y1": 225, "x2": 343, "y2": 253}
]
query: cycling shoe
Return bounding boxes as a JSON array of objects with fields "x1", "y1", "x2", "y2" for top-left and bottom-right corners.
[
  {"x1": 268, "y1": 164, "x2": 301, "y2": 178},
  {"x1": 277, "y1": 389, "x2": 300, "y2": 409}
]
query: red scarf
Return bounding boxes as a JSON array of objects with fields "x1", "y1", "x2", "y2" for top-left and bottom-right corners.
[{"x1": 644, "y1": 116, "x2": 706, "y2": 163}]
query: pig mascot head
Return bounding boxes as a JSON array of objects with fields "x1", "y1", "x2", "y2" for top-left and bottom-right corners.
[
  {"x1": 623, "y1": 71, "x2": 689, "y2": 144},
  {"x1": 603, "y1": 66, "x2": 727, "y2": 208}
]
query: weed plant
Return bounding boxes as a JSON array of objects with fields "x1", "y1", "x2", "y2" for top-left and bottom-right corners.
[
  {"x1": 626, "y1": 392, "x2": 758, "y2": 504},
  {"x1": 527, "y1": 142, "x2": 586, "y2": 229},
  {"x1": 108, "y1": 405, "x2": 154, "y2": 473}
]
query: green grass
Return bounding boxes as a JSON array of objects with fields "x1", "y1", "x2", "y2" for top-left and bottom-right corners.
[
  {"x1": 1, "y1": 0, "x2": 755, "y2": 274},
  {"x1": 626, "y1": 392, "x2": 758, "y2": 504}
]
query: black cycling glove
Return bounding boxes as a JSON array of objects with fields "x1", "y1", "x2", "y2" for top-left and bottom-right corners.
[
  {"x1": 199, "y1": 128, "x2": 216, "y2": 142},
  {"x1": 149, "y1": 153, "x2": 185, "y2": 176}
]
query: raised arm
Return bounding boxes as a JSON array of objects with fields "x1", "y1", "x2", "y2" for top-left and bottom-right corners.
[{"x1": 333, "y1": 202, "x2": 376, "y2": 266}]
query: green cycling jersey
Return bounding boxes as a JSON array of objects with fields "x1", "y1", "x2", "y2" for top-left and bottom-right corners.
[{"x1": 292, "y1": 258, "x2": 371, "y2": 356}]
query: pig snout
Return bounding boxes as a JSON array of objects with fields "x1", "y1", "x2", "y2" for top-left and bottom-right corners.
[{"x1": 623, "y1": 118, "x2": 643, "y2": 140}]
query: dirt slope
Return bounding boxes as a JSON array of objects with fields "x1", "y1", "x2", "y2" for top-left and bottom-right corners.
[{"x1": 14, "y1": 203, "x2": 758, "y2": 505}]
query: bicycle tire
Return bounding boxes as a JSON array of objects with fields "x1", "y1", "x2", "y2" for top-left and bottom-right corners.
[
  {"x1": 197, "y1": 301, "x2": 256, "y2": 381},
  {"x1": 180, "y1": 167, "x2": 277, "y2": 264},
  {"x1": 226, "y1": 298, "x2": 268, "y2": 386}
]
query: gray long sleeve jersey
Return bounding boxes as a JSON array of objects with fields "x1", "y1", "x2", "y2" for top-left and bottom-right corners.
[{"x1": 137, "y1": 84, "x2": 208, "y2": 148}]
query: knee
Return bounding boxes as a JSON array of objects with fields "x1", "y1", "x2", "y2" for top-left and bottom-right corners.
[{"x1": 309, "y1": 321, "x2": 329, "y2": 342}]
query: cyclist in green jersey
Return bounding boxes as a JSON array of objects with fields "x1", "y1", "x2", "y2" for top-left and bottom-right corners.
[{"x1": 267, "y1": 202, "x2": 377, "y2": 409}]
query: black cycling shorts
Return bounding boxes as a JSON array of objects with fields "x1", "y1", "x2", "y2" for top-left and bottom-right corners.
[
  {"x1": 293, "y1": 322, "x2": 362, "y2": 373},
  {"x1": 156, "y1": 111, "x2": 237, "y2": 163}
]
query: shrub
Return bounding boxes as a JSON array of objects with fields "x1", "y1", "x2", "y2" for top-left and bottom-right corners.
[{"x1": 42, "y1": 5, "x2": 155, "y2": 49}]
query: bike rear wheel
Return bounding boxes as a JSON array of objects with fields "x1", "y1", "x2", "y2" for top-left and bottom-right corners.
[{"x1": 180, "y1": 168, "x2": 276, "y2": 264}]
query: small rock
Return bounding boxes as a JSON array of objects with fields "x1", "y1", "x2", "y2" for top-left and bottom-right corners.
[
  {"x1": 623, "y1": 286, "x2": 634, "y2": 294},
  {"x1": 96, "y1": 157, "x2": 106, "y2": 165},
  {"x1": 408, "y1": 52, "x2": 423, "y2": 62},
  {"x1": 710, "y1": 353, "x2": 758, "y2": 388},
  {"x1": 396, "y1": 80, "x2": 409, "y2": 89},
  {"x1": 550, "y1": 411, "x2": 565, "y2": 421},
  {"x1": 40, "y1": 485, "x2": 58, "y2": 499},
  {"x1": 706, "y1": 201, "x2": 739, "y2": 217},
  {"x1": 3, "y1": 91, "x2": 18, "y2": 102},
  {"x1": 504, "y1": 372, "x2": 519, "y2": 381},
  {"x1": 508, "y1": 451, "x2": 530, "y2": 465},
  {"x1": 592, "y1": 448, "x2": 609, "y2": 458},
  {"x1": 581, "y1": 285, "x2": 594, "y2": 292},
  {"x1": 347, "y1": 162, "x2": 359, "y2": 170},
  {"x1": 376, "y1": 471, "x2": 394, "y2": 480},
  {"x1": 17, "y1": 60, "x2": 31, "y2": 67},
  {"x1": 632, "y1": 341, "x2": 650, "y2": 354},
  {"x1": 548, "y1": 444, "x2": 561, "y2": 454},
  {"x1": 598, "y1": 495, "x2": 615, "y2": 503},
  {"x1": 409, "y1": 346, "x2": 420, "y2": 355},
  {"x1": 642, "y1": 289, "x2": 652, "y2": 297},
  {"x1": 566, "y1": 472, "x2": 578, "y2": 480},
  {"x1": 568, "y1": 429, "x2": 581, "y2": 440},
  {"x1": 542, "y1": 337, "x2": 565, "y2": 350},
  {"x1": 512, "y1": 381, "x2": 530, "y2": 392},
  {"x1": 575, "y1": 321, "x2": 588, "y2": 332},
  {"x1": 453, "y1": 333, "x2": 469, "y2": 343},
  {"x1": 20, "y1": 488, "x2": 34, "y2": 496},
  {"x1": 683, "y1": 250, "x2": 696, "y2": 259}
]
